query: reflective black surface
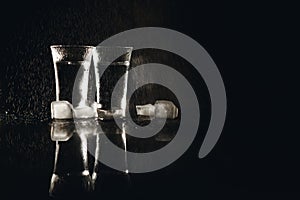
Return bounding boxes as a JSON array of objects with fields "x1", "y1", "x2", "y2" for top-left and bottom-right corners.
[{"x1": 0, "y1": 117, "x2": 235, "y2": 199}]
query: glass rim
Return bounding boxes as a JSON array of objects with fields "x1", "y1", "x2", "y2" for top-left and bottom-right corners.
[
  {"x1": 95, "y1": 46, "x2": 133, "y2": 50},
  {"x1": 50, "y1": 45, "x2": 95, "y2": 49}
]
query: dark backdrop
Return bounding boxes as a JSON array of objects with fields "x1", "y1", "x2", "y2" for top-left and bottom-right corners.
[{"x1": 0, "y1": 0, "x2": 299, "y2": 199}]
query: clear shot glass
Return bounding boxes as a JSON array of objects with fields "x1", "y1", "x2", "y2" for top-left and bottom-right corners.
[
  {"x1": 50, "y1": 45, "x2": 95, "y2": 107},
  {"x1": 93, "y1": 46, "x2": 133, "y2": 119}
]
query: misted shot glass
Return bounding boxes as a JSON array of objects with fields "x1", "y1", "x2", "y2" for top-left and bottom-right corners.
[
  {"x1": 50, "y1": 45, "x2": 95, "y2": 119},
  {"x1": 50, "y1": 45, "x2": 94, "y2": 105},
  {"x1": 93, "y1": 46, "x2": 133, "y2": 119}
]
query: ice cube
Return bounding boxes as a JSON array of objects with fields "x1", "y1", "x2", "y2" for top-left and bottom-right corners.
[
  {"x1": 136, "y1": 104, "x2": 155, "y2": 117},
  {"x1": 135, "y1": 100, "x2": 178, "y2": 119},
  {"x1": 73, "y1": 103, "x2": 98, "y2": 119},
  {"x1": 51, "y1": 101, "x2": 73, "y2": 119},
  {"x1": 155, "y1": 100, "x2": 178, "y2": 119},
  {"x1": 97, "y1": 108, "x2": 125, "y2": 120}
]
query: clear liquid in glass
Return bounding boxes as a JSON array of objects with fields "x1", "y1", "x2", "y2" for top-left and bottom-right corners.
[{"x1": 54, "y1": 61, "x2": 90, "y2": 107}]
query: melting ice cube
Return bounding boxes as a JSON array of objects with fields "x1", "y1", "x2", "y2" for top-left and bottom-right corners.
[
  {"x1": 73, "y1": 102, "x2": 98, "y2": 119},
  {"x1": 136, "y1": 100, "x2": 178, "y2": 119},
  {"x1": 51, "y1": 101, "x2": 73, "y2": 119}
]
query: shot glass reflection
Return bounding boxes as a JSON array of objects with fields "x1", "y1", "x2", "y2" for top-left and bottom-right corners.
[{"x1": 49, "y1": 121, "x2": 93, "y2": 197}]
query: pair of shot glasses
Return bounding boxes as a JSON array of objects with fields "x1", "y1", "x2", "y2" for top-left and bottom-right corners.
[{"x1": 50, "y1": 45, "x2": 133, "y2": 119}]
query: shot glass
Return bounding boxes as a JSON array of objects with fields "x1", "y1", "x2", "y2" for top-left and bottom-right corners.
[
  {"x1": 50, "y1": 45, "x2": 95, "y2": 119},
  {"x1": 93, "y1": 46, "x2": 133, "y2": 119}
]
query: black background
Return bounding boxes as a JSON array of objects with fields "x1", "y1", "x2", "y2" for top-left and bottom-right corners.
[{"x1": 0, "y1": 0, "x2": 299, "y2": 199}]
